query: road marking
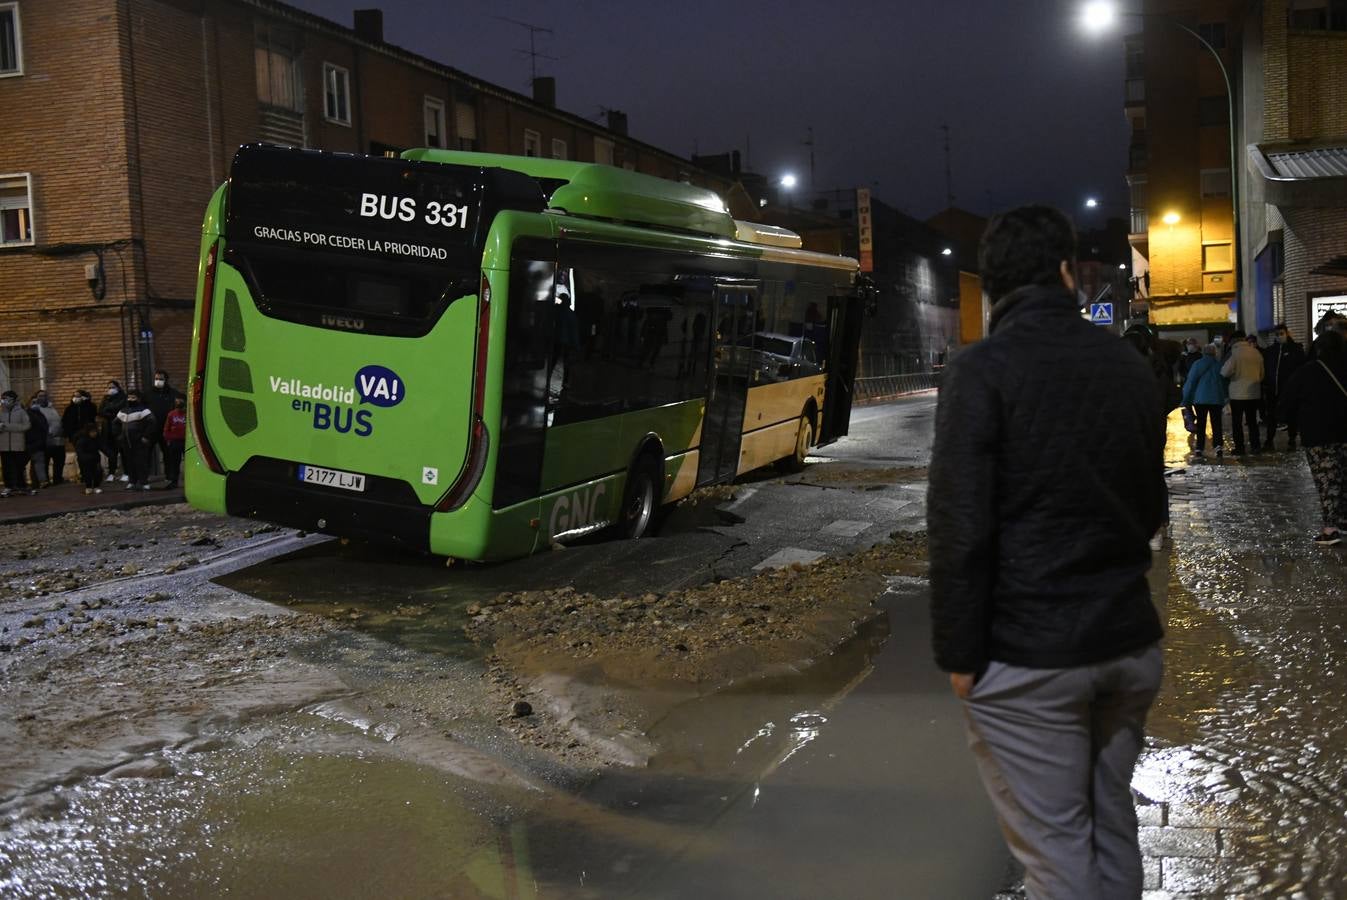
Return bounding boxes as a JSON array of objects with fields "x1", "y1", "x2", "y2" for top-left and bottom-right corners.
[
  {"x1": 724, "y1": 485, "x2": 760, "y2": 512},
  {"x1": 753, "y1": 548, "x2": 826, "y2": 571},
  {"x1": 819, "y1": 519, "x2": 873, "y2": 537}
]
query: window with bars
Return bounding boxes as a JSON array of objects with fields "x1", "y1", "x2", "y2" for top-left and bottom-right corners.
[
  {"x1": 1, "y1": 173, "x2": 33, "y2": 245},
  {"x1": 0, "y1": 342, "x2": 43, "y2": 401},
  {"x1": 0, "y1": 3, "x2": 21, "y2": 76},
  {"x1": 323, "y1": 63, "x2": 350, "y2": 125},
  {"x1": 424, "y1": 97, "x2": 446, "y2": 148}
]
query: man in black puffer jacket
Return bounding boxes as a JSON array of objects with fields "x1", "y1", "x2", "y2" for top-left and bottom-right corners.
[{"x1": 929, "y1": 205, "x2": 1166, "y2": 900}]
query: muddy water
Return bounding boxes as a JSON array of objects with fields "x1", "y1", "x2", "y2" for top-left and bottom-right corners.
[
  {"x1": 1138, "y1": 411, "x2": 1347, "y2": 894},
  {"x1": 1, "y1": 589, "x2": 891, "y2": 898}
]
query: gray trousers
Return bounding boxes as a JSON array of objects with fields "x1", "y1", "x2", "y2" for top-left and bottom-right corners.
[{"x1": 962, "y1": 644, "x2": 1163, "y2": 900}]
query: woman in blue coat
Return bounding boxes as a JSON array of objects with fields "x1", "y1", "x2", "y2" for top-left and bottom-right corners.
[{"x1": 1182, "y1": 343, "x2": 1228, "y2": 460}]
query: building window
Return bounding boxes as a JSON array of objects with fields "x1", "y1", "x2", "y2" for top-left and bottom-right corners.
[
  {"x1": 454, "y1": 101, "x2": 477, "y2": 150},
  {"x1": 551, "y1": 138, "x2": 567, "y2": 160},
  {"x1": 1196, "y1": 22, "x2": 1227, "y2": 49},
  {"x1": 424, "y1": 97, "x2": 446, "y2": 149},
  {"x1": 0, "y1": 341, "x2": 44, "y2": 401},
  {"x1": 0, "y1": 3, "x2": 22, "y2": 77},
  {"x1": 322, "y1": 63, "x2": 350, "y2": 125},
  {"x1": 1129, "y1": 145, "x2": 1148, "y2": 170},
  {"x1": 1203, "y1": 242, "x2": 1233, "y2": 273},
  {"x1": 0, "y1": 173, "x2": 33, "y2": 246},
  {"x1": 1289, "y1": 0, "x2": 1347, "y2": 30},
  {"x1": 1200, "y1": 168, "x2": 1232, "y2": 198},
  {"x1": 523, "y1": 129, "x2": 542, "y2": 157},
  {"x1": 593, "y1": 136, "x2": 615, "y2": 166},
  {"x1": 1124, "y1": 42, "x2": 1144, "y2": 79},
  {"x1": 255, "y1": 26, "x2": 302, "y2": 111},
  {"x1": 1198, "y1": 96, "x2": 1228, "y2": 127},
  {"x1": 1125, "y1": 78, "x2": 1145, "y2": 104}
]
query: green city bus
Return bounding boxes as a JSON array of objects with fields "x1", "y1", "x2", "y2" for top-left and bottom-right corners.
[{"x1": 185, "y1": 144, "x2": 864, "y2": 561}]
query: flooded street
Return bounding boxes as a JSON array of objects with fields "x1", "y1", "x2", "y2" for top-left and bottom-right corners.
[
  {"x1": 1129, "y1": 416, "x2": 1347, "y2": 896},
  {"x1": 4, "y1": 398, "x2": 1347, "y2": 898}
]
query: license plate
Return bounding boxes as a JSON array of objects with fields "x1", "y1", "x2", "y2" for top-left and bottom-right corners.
[{"x1": 297, "y1": 464, "x2": 366, "y2": 492}]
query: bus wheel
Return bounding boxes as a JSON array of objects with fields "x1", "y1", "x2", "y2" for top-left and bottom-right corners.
[
  {"x1": 619, "y1": 458, "x2": 659, "y2": 539},
  {"x1": 782, "y1": 411, "x2": 814, "y2": 473}
]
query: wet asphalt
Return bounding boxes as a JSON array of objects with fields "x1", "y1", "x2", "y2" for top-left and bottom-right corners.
[{"x1": 5, "y1": 396, "x2": 1347, "y2": 898}]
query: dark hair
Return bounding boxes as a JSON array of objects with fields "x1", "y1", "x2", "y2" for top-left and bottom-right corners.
[
  {"x1": 154, "y1": 369, "x2": 168, "y2": 379},
  {"x1": 978, "y1": 205, "x2": 1077, "y2": 301},
  {"x1": 1275, "y1": 322, "x2": 1289, "y2": 332},
  {"x1": 1317, "y1": 329, "x2": 1345, "y2": 365}
]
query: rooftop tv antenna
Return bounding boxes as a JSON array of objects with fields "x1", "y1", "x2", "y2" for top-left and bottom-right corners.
[{"x1": 493, "y1": 15, "x2": 556, "y2": 83}]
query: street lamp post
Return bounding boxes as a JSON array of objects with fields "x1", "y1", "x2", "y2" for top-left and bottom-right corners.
[{"x1": 1081, "y1": 1, "x2": 1242, "y2": 325}]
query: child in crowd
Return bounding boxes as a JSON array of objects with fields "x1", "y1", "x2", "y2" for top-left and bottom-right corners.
[{"x1": 75, "y1": 420, "x2": 104, "y2": 494}]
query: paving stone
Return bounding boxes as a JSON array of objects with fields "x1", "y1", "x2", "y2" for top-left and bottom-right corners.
[
  {"x1": 1136, "y1": 803, "x2": 1166, "y2": 827},
  {"x1": 1166, "y1": 802, "x2": 1259, "y2": 830},
  {"x1": 1139, "y1": 826, "x2": 1219, "y2": 858},
  {"x1": 1144, "y1": 856, "x2": 1162, "y2": 890}
]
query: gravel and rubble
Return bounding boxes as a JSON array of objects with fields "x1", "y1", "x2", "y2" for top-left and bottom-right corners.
[
  {"x1": 465, "y1": 530, "x2": 928, "y2": 766},
  {"x1": 0, "y1": 504, "x2": 277, "y2": 607}
]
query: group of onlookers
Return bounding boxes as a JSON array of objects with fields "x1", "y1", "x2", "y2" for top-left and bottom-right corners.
[
  {"x1": 1179, "y1": 311, "x2": 1347, "y2": 546},
  {"x1": 0, "y1": 370, "x2": 187, "y2": 499}
]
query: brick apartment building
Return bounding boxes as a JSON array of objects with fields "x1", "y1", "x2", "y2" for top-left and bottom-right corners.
[
  {"x1": 1243, "y1": 0, "x2": 1347, "y2": 340},
  {"x1": 1125, "y1": 0, "x2": 1347, "y2": 342},
  {"x1": 1124, "y1": 0, "x2": 1244, "y2": 341},
  {"x1": 0, "y1": 0, "x2": 730, "y2": 404}
]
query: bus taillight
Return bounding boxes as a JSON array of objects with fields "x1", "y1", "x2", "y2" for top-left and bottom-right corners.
[
  {"x1": 435, "y1": 273, "x2": 492, "y2": 512},
  {"x1": 190, "y1": 241, "x2": 224, "y2": 474}
]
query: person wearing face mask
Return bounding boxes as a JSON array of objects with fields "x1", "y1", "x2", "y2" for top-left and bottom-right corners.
[
  {"x1": 62, "y1": 390, "x2": 97, "y2": 456},
  {"x1": 115, "y1": 389, "x2": 158, "y2": 490},
  {"x1": 1262, "y1": 323, "x2": 1306, "y2": 452},
  {"x1": 1177, "y1": 338, "x2": 1203, "y2": 382},
  {"x1": 24, "y1": 393, "x2": 50, "y2": 489},
  {"x1": 145, "y1": 370, "x2": 183, "y2": 483},
  {"x1": 0, "y1": 389, "x2": 33, "y2": 497},
  {"x1": 32, "y1": 390, "x2": 64, "y2": 486},
  {"x1": 98, "y1": 380, "x2": 128, "y2": 482}
]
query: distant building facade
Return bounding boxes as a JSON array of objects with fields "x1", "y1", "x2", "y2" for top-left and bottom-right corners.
[
  {"x1": 1243, "y1": 0, "x2": 1347, "y2": 339},
  {"x1": 1124, "y1": 0, "x2": 1244, "y2": 339},
  {"x1": 0, "y1": 0, "x2": 728, "y2": 402}
]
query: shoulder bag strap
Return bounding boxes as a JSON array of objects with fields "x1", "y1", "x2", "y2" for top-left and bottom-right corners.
[{"x1": 1318, "y1": 360, "x2": 1347, "y2": 400}]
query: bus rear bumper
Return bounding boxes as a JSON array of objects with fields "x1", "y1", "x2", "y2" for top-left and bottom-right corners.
[{"x1": 224, "y1": 460, "x2": 432, "y2": 552}]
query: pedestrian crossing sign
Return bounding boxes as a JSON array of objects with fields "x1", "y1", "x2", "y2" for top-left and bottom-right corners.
[{"x1": 1089, "y1": 302, "x2": 1113, "y2": 325}]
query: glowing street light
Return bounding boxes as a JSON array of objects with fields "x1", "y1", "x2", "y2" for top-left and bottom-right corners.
[
  {"x1": 1085, "y1": 197, "x2": 1100, "y2": 209},
  {"x1": 941, "y1": 247, "x2": 953, "y2": 256},
  {"x1": 1078, "y1": 0, "x2": 1242, "y2": 321},
  {"x1": 1080, "y1": 0, "x2": 1116, "y2": 33},
  {"x1": 1162, "y1": 210, "x2": 1181, "y2": 226},
  {"x1": 779, "y1": 173, "x2": 798, "y2": 189}
]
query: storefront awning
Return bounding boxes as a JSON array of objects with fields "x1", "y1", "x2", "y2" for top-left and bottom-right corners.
[{"x1": 1248, "y1": 140, "x2": 1347, "y2": 207}]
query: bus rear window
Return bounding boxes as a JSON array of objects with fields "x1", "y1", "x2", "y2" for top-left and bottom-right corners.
[{"x1": 226, "y1": 245, "x2": 474, "y2": 336}]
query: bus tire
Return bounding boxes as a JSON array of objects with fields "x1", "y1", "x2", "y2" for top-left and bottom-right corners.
[
  {"x1": 618, "y1": 456, "x2": 661, "y2": 540},
  {"x1": 781, "y1": 410, "x2": 814, "y2": 473}
]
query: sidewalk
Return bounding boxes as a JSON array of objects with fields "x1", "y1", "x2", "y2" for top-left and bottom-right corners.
[
  {"x1": 1133, "y1": 417, "x2": 1347, "y2": 896},
  {"x1": 0, "y1": 478, "x2": 185, "y2": 526}
]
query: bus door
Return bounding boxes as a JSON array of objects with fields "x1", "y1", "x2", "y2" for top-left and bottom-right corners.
[
  {"x1": 818, "y1": 294, "x2": 865, "y2": 443},
  {"x1": 696, "y1": 285, "x2": 757, "y2": 485}
]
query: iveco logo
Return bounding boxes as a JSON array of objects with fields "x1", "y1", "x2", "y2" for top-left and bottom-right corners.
[{"x1": 321, "y1": 314, "x2": 366, "y2": 331}]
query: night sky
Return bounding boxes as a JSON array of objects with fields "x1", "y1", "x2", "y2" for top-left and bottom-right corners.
[{"x1": 291, "y1": 0, "x2": 1132, "y2": 224}]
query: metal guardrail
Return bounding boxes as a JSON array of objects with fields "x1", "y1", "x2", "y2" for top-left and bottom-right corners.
[{"x1": 854, "y1": 370, "x2": 942, "y2": 403}]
